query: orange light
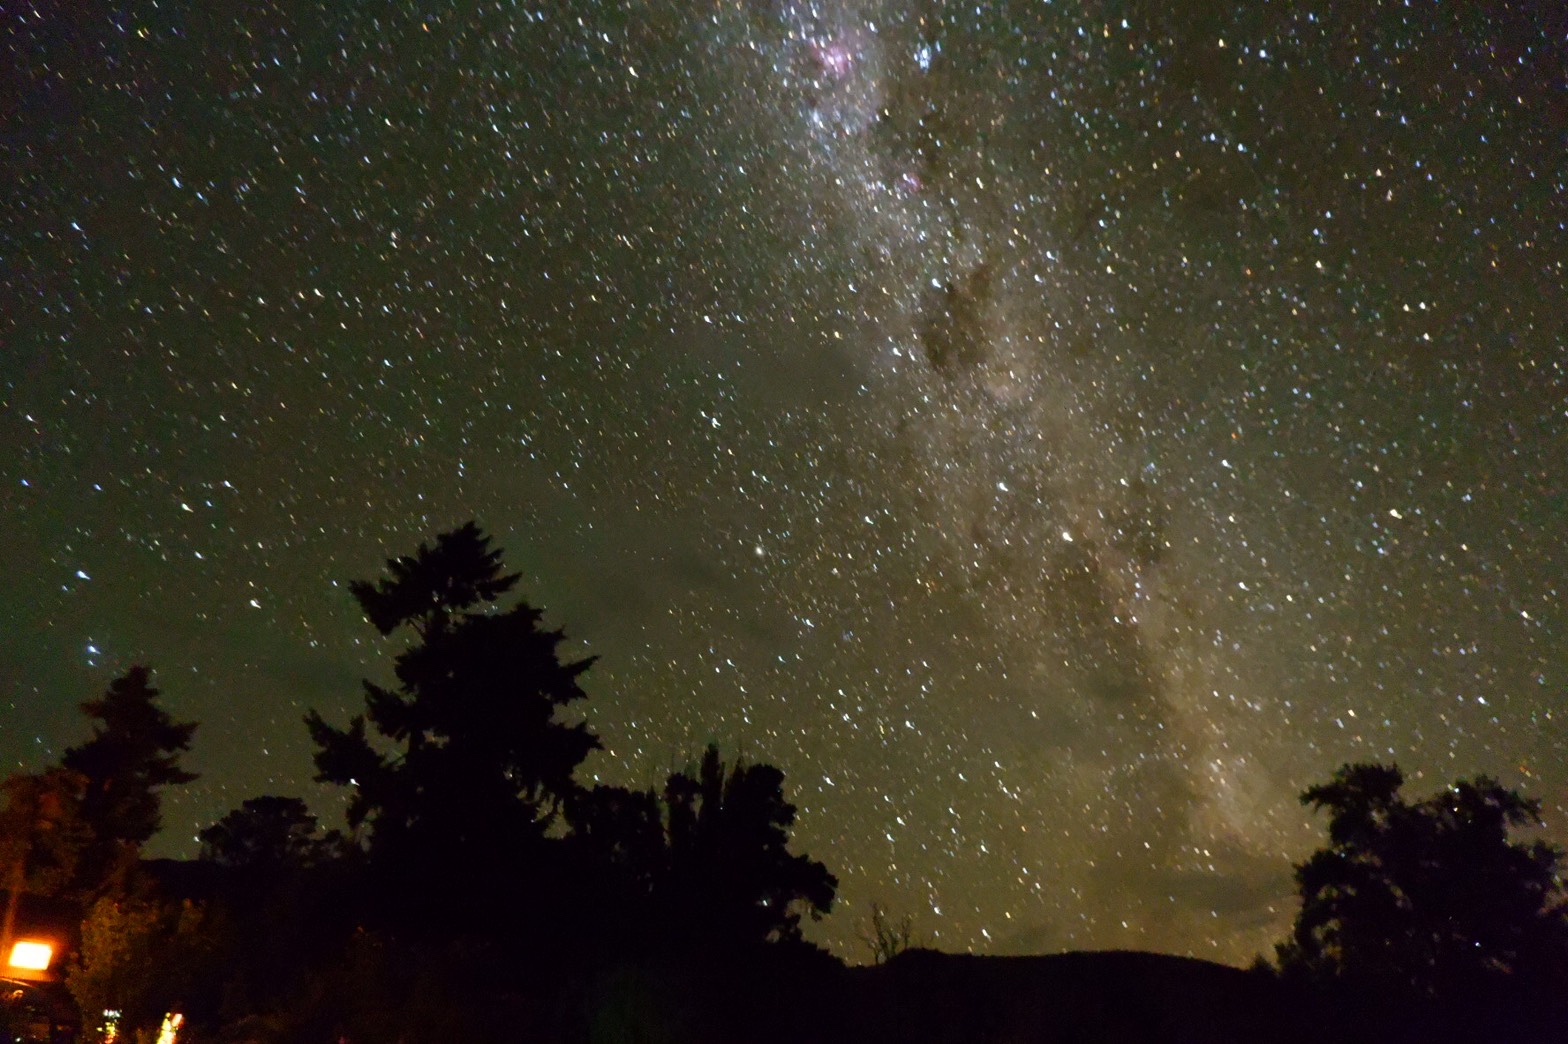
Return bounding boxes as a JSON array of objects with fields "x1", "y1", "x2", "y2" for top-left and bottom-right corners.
[{"x1": 8, "y1": 940, "x2": 52, "y2": 970}]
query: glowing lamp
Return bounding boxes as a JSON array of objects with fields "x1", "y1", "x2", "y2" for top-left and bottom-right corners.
[{"x1": 7, "y1": 940, "x2": 52, "y2": 971}]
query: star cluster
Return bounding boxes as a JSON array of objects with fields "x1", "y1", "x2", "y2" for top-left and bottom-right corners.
[{"x1": 3, "y1": 0, "x2": 1564, "y2": 962}]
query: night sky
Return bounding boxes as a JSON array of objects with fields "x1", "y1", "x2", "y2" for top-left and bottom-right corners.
[{"x1": 3, "y1": 0, "x2": 1565, "y2": 964}]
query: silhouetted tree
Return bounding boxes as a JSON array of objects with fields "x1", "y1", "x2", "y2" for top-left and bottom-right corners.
[
  {"x1": 305, "y1": 523, "x2": 599, "y2": 926},
  {"x1": 1279, "y1": 762, "x2": 1568, "y2": 999},
  {"x1": 664, "y1": 745, "x2": 837, "y2": 945},
  {"x1": 573, "y1": 745, "x2": 837, "y2": 950},
  {"x1": 61, "y1": 666, "x2": 197, "y2": 895},
  {"x1": 198, "y1": 796, "x2": 335, "y2": 872},
  {"x1": 859, "y1": 900, "x2": 924, "y2": 965},
  {"x1": 567, "y1": 782, "x2": 667, "y2": 900}
]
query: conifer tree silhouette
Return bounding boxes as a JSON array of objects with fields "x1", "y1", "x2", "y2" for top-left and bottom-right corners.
[
  {"x1": 62, "y1": 666, "x2": 197, "y2": 894},
  {"x1": 306, "y1": 523, "x2": 599, "y2": 921}
]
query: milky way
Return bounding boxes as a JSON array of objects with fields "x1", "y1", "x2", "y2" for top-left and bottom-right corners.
[{"x1": 3, "y1": 0, "x2": 1564, "y2": 962}]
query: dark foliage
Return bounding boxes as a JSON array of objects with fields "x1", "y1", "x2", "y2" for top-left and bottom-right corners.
[
  {"x1": 346, "y1": 519, "x2": 521, "y2": 638},
  {"x1": 661, "y1": 744, "x2": 837, "y2": 945},
  {"x1": 570, "y1": 744, "x2": 838, "y2": 950},
  {"x1": 1274, "y1": 762, "x2": 1568, "y2": 1040},
  {"x1": 198, "y1": 795, "x2": 339, "y2": 872},
  {"x1": 305, "y1": 522, "x2": 599, "y2": 925},
  {"x1": 57, "y1": 666, "x2": 197, "y2": 896},
  {"x1": 1279, "y1": 762, "x2": 1568, "y2": 995}
]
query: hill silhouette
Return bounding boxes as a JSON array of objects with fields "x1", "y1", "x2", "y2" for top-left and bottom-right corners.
[
  {"x1": 780, "y1": 945, "x2": 1565, "y2": 1044},
  {"x1": 813, "y1": 948, "x2": 1297, "y2": 1044}
]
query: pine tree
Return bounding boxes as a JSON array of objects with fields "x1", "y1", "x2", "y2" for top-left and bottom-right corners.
[
  {"x1": 61, "y1": 666, "x2": 197, "y2": 894},
  {"x1": 305, "y1": 523, "x2": 599, "y2": 907}
]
